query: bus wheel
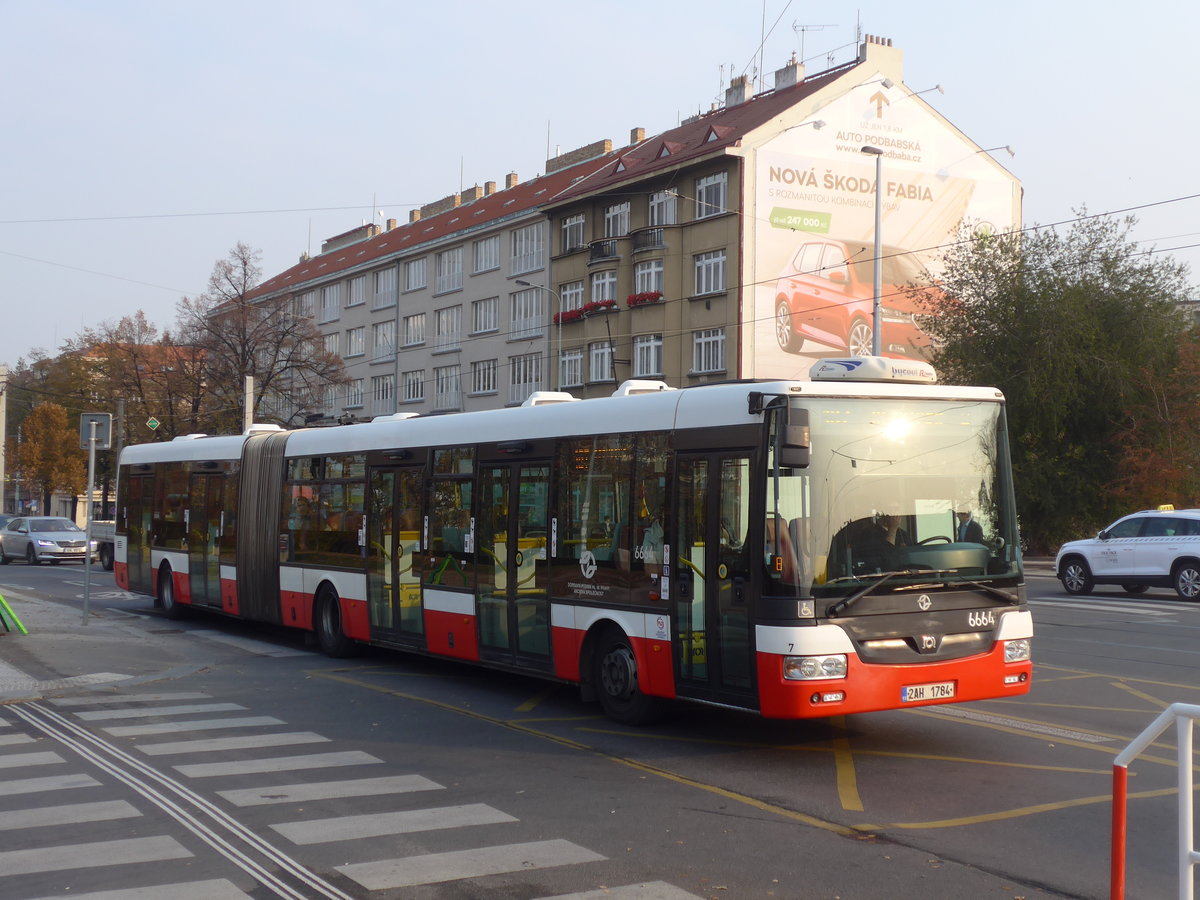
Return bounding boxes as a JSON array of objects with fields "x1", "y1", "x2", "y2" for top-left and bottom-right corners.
[
  {"x1": 159, "y1": 567, "x2": 186, "y2": 619},
  {"x1": 593, "y1": 629, "x2": 665, "y2": 726},
  {"x1": 99, "y1": 544, "x2": 114, "y2": 572},
  {"x1": 315, "y1": 588, "x2": 355, "y2": 658}
]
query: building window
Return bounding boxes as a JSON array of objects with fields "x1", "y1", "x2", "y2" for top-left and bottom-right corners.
[
  {"x1": 345, "y1": 326, "x2": 365, "y2": 358},
  {"x1": 589, "y1": 341, "x2": 615, "y2": 382},
  {"x1": 373, "y1": 268, "x2": 397, "y2": 308},
  {"x1": 509, "y1": 353, "x2": 543, "y2": 404},
  {"x1": 633, "y1": 334, "x2": 663, "y2": 377},
  {"x1": 648, "y1": 191, "x2": 676, "y2": 226},
  {"x1": 372, "y1": 321, "x2": 396, "y2": 360},
  {"x1": 471, "y1": 359, "x2": 497, "y2": 395},
  {"x1": 323, "y1": 332, "x2": 339, "y2": 356},
  {"x1": 591, "y1": 270, "x2": 617, "y2": 304},
  {"x1": 371, "y1": 373, "x2": 395, "y2": 415},
  {"x1": 402, "y1": 370, "x2": 425, "y2": 402},
  {"x1": 693, "y1": 328, "x2": 726, "y2": 373},
  {"x1": 473, "y1": 236, "x2": 500, "y2": 273},
  {"x1": 472, "y1": 297, "x2": 498, "y2": 334},
  {"x1": 604, "y1": 202, "x2": 630, "y2": 238},
  {"x1": 694, "y1": 249, "x2": 727, "y2": 295},
  {"x1": 320, "y1": 284, "x2": 341, "y2": 322},
  {"x1": 695, "y1": 172, "x2": 727, "y2": 219},
  {"x1": 434, "y1": 306, "x2": 462, "y2": 351},
  {"x1": 510, "y1": 222, "x2": 545, "y2": 275},
  {"x1": 434, "y1": 365, "x2": 462, "y2": 411},
  {"x1": 403, "y1": 313, "x2": 425, "y2": 347},
  {"x1": 404, "y1": 258, "x2": 427, "y2": 292},
  {"x1": 560, "y1": 349, "x2": 583, "y2": 388},
  {"x1": 347, "y1": 275, "x2": 366, "y2": 307},
  {"x1": 435, "y1": 247, "x2": 463, "y2": 294},
  {"x1": 510, "y1": 288, "x2": 543, "y2": 340},
  {"x1": 561, "y1": 214, "x2": 585, "y2": 253},
  {"x1": 345, "y1": 378, "x2": 364, "y2": 409},
  {"x1": 295, "y1": 291, "x2": 316, "y2": 318},
  {"x1": 634, "y1": 259, "x2": 664, "y2": 295},
  {"x1": 560, "y1": 280, "x2": 584, "y2": 314}
]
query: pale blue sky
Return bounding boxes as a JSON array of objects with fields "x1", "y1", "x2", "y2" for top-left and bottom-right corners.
[{"x1": 2, "y1": 0, "x2": 1196, "y2": 368}]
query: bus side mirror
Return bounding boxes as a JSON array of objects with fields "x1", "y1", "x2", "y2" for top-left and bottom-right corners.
[{"x1": 781, "y1": 407, "x2": 810, "y2": 468}]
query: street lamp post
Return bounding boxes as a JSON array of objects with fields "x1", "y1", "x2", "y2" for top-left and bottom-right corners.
[
  {"x1": 860, "y1": 145, "x2": 884, "y2": 356},
  {"x1": 515, "y1": 279, "x2": 563, "y2": 390}
]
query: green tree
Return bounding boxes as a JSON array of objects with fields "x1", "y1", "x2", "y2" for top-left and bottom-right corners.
[
  {"x1": 12, "y1": 402, "x2": 86, "y2": 515},
  {"x1": 919, "y1": 213, "x2": 1194, "y2": 553}
]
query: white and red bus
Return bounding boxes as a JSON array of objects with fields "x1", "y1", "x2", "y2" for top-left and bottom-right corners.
[{"x1": 113, "y1": 358, "x2": 1032, "y2": 723}]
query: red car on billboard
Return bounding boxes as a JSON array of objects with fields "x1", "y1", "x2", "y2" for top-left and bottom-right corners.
[{"x1": 774, "y1": 239, "x2": 933, "y2": 358}]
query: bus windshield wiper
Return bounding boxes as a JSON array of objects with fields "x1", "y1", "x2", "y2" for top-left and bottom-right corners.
[
  {"x1": 826, "y1": 569, "x2": 956, "y2": 617},
  {"x1": 955, "y1": 578, "x2": 1020, "y2": 604}
]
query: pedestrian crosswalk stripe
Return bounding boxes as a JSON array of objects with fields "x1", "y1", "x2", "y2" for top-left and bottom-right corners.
[
  {"x1": 137, "y1": 731, "x2": 328, "y2": 756},
  {"x1": 338, "y1": 839, "x2": 606, "y2": 890},
  {"x1": 0, "y1": 835, "x2": 191, "y2": 878},
  {"x1": 187, "y1": 630, "x2": 310, "y2": 657},
  {"x1": 0, "y1": 773, "x2": 101, "y2": 796},
  {"x1": 49, "y1": 692, "x2": 213, "y2": 707},
  {"x1": 0, "y1": 733, "x2": 35, "y2": 747},
  {"x1": 1030, "y1": 599, "x2": 1176, "y2": 616},
  {"x1": 534, "y1": 883, "x2": 704, "y2": 900},
  {"x1": 272, "y1": 803, "x2": 517, "y2": 844},
  {"x1": 0, "y1": 751, "x2": 65, "y2": 769},
  {"x1": 25, "y1": 878, "x2": 252, "y2": 900},
  {"x1": 74, "y1": 703, "x2": 247, "y2": 721},
  {"x1": 175, "y1": 750, "x2": 382, "y2": 779},
  {"x1": 105, "y1": 716, "x2": 285, "y2": 737},
  {"x1": 0, "y1": 799, "x2": 140, "y2": 831},
  {"x1": 217, "y1": 773, "x2": 443, "y2": 807}
]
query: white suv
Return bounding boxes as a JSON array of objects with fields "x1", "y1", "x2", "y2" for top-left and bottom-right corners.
[{"x1": 1056, "y1": 508, "x2": 1200, "y2": 599}]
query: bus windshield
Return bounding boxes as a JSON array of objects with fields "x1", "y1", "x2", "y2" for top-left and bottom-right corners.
[{"x1": 765, "y1": 397, "x2": 1020, "y2": 601}]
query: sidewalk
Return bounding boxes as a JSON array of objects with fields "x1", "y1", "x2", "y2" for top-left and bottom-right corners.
[{"x1": 0, "y1": 586, "x2": 207, "y2": 703}]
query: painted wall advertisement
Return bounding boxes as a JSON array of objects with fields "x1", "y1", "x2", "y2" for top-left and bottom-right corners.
[{"x1": 747, "y1": 79, "x2": 1020, "y2": 379}]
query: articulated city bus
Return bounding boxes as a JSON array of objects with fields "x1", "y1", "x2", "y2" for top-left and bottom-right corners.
[{"x1": 113, "y1": 358, "x2": 1032, "y2": 723}]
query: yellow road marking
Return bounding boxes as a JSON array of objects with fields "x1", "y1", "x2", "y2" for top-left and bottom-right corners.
[
  {"x1": 858, "y1": 785, "x2": 1184, "y2": 831},
  {"x1": 310, "y1": 669, "x2": 856, "y2": 835},
  {"x1": 515, "y1": 686, "x2": 556, "y2": 713},
  {"x1": 831, "y1": 716, "x2": 863, "y2": 811},
  {"x1": 1112, "y1": 681, "x2": 1171, "y2": 709}
]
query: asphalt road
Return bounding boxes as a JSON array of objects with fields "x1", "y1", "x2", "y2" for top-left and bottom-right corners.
[{"x1": 0, "y1": 563, "x2": 1197, "y2": 899}]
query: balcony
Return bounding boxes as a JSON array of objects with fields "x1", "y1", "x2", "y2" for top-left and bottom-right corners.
[
  {"x1": 588, "y1": 239, "x2": 620, "y2": 263},
  {"x1": 632, "y1": 227, "x2": 665, "y2": 252}
]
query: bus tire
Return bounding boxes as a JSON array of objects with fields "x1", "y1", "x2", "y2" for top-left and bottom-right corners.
[
  {"x1": 315, "y1": 587, "x2": 356, "y2": 658},
  {"x1": 592, "y1": 627, "x2": 665, "y2": 726},
  {"x1": 158, "y1": 566, "x2": 186, "y2": 619},
  {"x1": 99, "y1": 544, "x2": 114, "y2": 572}
]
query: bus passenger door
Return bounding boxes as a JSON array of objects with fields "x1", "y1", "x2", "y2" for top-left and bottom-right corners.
[
  {"x1": 367, "y1": 466, "x2": 425, "y2": 643},
  {"x1": 672, "y1": 453, "x2": 756, "y2": 705},
  {"x1": 125, "y1": 474, "x2": 153, "y2": 595},
  {"x1": 477, "y1": 463, "x2": 551, "y2": 666},
  {"x1": 187, "y1": 474, "x2": 223, "y2": 608}
]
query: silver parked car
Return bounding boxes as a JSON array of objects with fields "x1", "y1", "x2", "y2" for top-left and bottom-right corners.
[{"x1": 0, "y1": 516, "x2": 99, "y2": 565}]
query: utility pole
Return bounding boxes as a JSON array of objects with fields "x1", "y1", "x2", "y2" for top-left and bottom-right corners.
[{"x1": 0, "y1": 365, "x2": 6, "y2": 514}]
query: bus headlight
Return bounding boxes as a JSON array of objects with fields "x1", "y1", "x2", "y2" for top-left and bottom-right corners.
[
  {"x1": 1004, "y1": 639, "x2": 1031, "y2": 663},
  {"x1": 783, "y1": 654, "x2": 847, "y2": 680}
]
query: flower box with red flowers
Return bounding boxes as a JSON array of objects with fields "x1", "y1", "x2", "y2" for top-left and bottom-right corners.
[
  {"x1": 626, "y1": 291, "x2": 664, "y2": 309},
  {"x1": 553, "y1": 299, "x2": 617, "y2": 324}
]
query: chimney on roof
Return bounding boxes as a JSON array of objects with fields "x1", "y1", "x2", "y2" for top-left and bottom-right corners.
[
  {"x1": 725, "y1": 74, "x2": 751, "y2": 108},
  {"x1": 409, "y1": 209, "x2": 421, "y2": 223},
  {"x1": 546, "y1": 139, "x2": 613, "y2": 174},
  {"x1": 299, "y1": 251, "x2": 311, "y2": 263},
  {"x1": 505, "y1": 172, "x2": 518, "y2": 189},
  {"x1": 774, "y1": 54, "x2": 804, "y2": 90},
  {"x1": 386, "y1": 218, "x2": 396, "y2": 231},
  {"x1": 419, "y1": 192, "x2": 462, "y2": 219},
  {"x1": 461, "y1": 184, "x2": 483, "y2": 203},
  {"x1": 859, "y1": 33, "x2": 896, "y2": 61},
  {"x1": 484, "y1": 180, "x2": 496, "y2": 196},
  {"x1": 629, "y1": 127, "x2": 645, "y2": 145}
]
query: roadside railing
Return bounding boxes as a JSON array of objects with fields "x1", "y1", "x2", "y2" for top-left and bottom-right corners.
[{"x1": 1112, "y1": 702, "x2": 1200, "y2": 899}]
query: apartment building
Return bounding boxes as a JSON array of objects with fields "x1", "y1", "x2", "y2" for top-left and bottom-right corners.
[{"x1": 252, "y1": 35, "x2": 1020, "y2": 418}]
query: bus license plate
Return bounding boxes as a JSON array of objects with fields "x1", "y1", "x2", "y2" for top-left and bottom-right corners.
[{"x1": 902, "y1": 681, "x2": 956, "y2": 702}]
